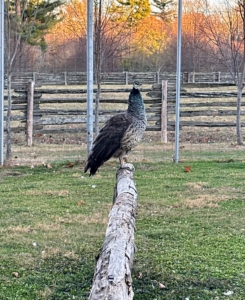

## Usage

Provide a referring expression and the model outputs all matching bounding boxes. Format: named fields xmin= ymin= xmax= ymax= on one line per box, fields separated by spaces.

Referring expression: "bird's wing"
xmin=93 ymin=112 xmax=132 ymax=159
xmin=84 ymin=112 xmax=132 ymax=175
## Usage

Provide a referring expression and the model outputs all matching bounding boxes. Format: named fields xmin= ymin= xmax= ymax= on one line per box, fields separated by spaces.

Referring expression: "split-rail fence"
xmin=5 ymin=71 xmax=242 ymax=87
xmin=4 ymin=81 xmax=245 ymax=145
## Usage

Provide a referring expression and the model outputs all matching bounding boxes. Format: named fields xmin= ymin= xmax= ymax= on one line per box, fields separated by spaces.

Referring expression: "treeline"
xmin=8 ymin=0 xmax=234 ymax=75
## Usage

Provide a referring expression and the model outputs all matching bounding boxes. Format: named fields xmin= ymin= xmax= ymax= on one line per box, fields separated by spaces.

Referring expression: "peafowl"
xmin=84 ymin=81 xmax=147 ymax=176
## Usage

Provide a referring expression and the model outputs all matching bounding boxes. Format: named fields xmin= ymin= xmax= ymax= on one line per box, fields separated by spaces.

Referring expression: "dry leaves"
xmin=12 ymin=272 xmax=19 ymax=278
xmin=184 ymin=165 xmax=191 ymax=172
xmin=65 ymin=162 xmax=74 ymax=168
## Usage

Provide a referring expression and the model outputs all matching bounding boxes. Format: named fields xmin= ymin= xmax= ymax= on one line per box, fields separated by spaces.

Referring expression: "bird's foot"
xmin=119 ymin=156 xmax=128 ymax=168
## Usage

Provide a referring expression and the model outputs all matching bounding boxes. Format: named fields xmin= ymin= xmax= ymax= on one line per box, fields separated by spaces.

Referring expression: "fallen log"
xmin=89 ymin=164 xmax=137 ymax=300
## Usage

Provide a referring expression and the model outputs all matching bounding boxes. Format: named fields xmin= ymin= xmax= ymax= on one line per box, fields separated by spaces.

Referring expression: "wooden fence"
xmin=9 ymin=84 xmax=161 ymax=139
xmin=7 ymin=72 xmax=161 ymax=87
xmin=5 ymin=71 xmax=242 ymax=88
xmin=5 ymin=81 xmax=245 ymax=144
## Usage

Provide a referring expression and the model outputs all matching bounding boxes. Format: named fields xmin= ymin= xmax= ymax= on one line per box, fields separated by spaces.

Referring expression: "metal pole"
xmin=174 ymin=0 xmax=182 ymax=163
xmin=0 ymin=0 xmax=4 ymax=165
xmin=86 ymin=0 xmax=94 ymax=155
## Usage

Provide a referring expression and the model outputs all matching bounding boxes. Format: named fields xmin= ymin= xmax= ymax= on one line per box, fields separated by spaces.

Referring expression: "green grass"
xmin=0 ymin=159 xmax=245 ymax=299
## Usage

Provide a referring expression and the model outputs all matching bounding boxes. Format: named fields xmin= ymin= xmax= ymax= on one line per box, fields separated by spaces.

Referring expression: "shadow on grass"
xmin=132 ymin=270 xmax=234 ymax=300
xmin=0 ymin=255 xmax=94 ymax=300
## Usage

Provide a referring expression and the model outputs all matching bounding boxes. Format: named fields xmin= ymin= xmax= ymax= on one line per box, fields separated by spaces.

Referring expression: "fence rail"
xmin=4 ymin=71 xmax=242 ymax=88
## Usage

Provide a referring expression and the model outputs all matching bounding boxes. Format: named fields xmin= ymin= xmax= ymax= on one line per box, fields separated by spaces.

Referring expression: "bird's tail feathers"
xmin=84 ymin=158 xmax=99 ymax=176
xmin=84 ymin=143 xmax=116 ymax=176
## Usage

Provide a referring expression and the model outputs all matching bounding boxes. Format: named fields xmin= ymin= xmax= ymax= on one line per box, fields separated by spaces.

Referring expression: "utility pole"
xmin=0 ymin=0 xmax=4 ymax=165
xmin=86 ymin=0 xmax=94 ymax=155
xmin=174 ymin=0 xmax=182 ymax=163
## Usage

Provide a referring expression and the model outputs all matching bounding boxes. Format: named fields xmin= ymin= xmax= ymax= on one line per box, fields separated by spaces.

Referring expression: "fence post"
xmin=156 ymin=71 xmax=160 ymax=84
xmin=64 ymin=71 xmax=67 ymax=85
xmin=89 ymin=164 xmax=137 ymax=300
xmin=125 ymin=71 xmax=128 ymax=85
xmin=161 ymin=80 xmax=168 ymax=143
xmin=26 ymin=80 xmax=34 ymax=146
xmin=32 ymin=72 xmax=36 ymax=84
xmin=182 ymin=72 xmax=187 ymax=83
xmin=192 ymin=71 xmax=195 ymax=83
xmin=217 ymin=71 xmax=221 ymax=83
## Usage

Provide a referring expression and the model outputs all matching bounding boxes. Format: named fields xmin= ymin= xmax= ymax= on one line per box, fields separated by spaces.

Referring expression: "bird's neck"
xmin=127 ymin=88 xmax=145 ymax=118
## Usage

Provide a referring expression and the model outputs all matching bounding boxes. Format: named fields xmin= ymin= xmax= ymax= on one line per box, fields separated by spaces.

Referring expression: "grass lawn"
xmin=0 ymin=158 xmax=245 ymax=299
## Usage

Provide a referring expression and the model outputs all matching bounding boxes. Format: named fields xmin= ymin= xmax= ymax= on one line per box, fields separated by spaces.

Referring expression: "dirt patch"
xmin=55 ymin=211 xmax=109 ymax=226
xmin=182 ymin=194 xmax=229 ymax=208
xmin=25 ymin=189 xmax=70 ymax=197
xmin=179 ymin=183 xmax=239 ymax=208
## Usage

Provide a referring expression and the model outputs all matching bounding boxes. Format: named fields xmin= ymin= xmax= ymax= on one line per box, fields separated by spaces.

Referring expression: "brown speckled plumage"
xmin=84 ymin=81 xmax=147 ymax=176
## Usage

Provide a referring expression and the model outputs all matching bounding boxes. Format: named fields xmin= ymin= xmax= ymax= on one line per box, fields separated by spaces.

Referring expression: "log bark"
xmin=89 ymin=164 xmax=137 ymax=300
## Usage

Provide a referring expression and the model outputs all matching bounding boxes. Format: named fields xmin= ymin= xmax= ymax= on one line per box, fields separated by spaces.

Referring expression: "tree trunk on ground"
xmin=89 ymin=164 xmax=137 ymax=300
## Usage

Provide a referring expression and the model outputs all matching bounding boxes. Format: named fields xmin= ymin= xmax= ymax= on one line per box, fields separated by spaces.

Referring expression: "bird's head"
xmin=133 ymin=81 xmax=142 ymax=89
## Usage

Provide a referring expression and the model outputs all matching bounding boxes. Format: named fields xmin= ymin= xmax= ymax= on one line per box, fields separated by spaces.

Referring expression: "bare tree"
xmin=198 ymin=0 xmax=245 ymax=145
xmin=4 ymin=0 xmax=63 ymax=161
xmin=93 ymin=0 xmax=152 ymax=134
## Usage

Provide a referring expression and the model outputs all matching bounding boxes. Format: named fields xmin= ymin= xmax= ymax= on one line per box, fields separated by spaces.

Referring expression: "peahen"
xmin=84 ymin=81 xmax=147 ymax=176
